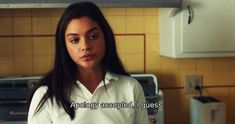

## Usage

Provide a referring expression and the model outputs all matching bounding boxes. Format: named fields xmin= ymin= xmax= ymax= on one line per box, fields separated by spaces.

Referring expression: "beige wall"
xmin=0 ymin=8 xmax=235 ymax=124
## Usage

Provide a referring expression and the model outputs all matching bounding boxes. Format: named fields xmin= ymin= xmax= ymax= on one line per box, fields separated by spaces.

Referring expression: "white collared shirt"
xmin=28 ymin=72 xmax=148 ymax=124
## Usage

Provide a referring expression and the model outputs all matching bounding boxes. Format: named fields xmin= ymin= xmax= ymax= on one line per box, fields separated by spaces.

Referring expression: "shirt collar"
xmin=74 ymin=71 xmax=119 ymax=94
xmin=76 ymin=71 xmax=119 ymax=85
xmin=104 ymin=71 xmax=119 ymax=84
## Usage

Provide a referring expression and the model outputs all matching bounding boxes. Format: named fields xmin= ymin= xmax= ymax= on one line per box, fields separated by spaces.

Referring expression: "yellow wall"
xmin=0 ymin=8 xmax=235 ymax=124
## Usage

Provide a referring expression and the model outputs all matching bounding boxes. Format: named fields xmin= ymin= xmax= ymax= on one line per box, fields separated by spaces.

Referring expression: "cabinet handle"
xmin=9 ymin=110 xmax=27 ymax=116
xmin=187 ymin=5 xmax=193 ymax=24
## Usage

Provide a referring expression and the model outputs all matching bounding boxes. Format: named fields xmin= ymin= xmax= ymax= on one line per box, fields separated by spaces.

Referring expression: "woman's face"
xmin=65 ymin=17 xmax=105 ymax=70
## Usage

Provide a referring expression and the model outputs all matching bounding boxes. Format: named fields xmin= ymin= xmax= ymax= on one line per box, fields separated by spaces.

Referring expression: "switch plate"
xmin=184 ymin=75 xmax=203 ymax=94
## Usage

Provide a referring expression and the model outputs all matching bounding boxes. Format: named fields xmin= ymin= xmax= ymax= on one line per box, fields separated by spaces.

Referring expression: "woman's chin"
xmin=78 ymin=62 xmax=100 ymax=70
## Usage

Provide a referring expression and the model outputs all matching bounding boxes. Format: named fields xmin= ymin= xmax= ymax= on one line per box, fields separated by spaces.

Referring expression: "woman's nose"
xmin=80 ymin=37 xmax=91 ymax=51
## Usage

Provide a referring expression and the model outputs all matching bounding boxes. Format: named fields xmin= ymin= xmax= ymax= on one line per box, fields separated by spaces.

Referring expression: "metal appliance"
xmin=0 ymin=76 xmax=41 ymax=124
xmin=190 ymin=96 xmax=226 ymax=124
xmin=131 ymin=74 xmax=164 ymax=124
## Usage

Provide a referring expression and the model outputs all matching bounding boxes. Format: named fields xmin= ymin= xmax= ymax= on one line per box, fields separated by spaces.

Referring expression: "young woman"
xmin=27 ymin=2 xmax=148 ymax=124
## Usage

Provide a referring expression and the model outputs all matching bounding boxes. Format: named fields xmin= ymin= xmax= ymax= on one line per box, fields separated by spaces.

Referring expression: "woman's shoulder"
xmin=32 ymin=85 xmax=48 ymax=99
xmin=118 ymin=74 xmax=138 ymax=83
xmin=114 ymin=74 xmax=146 ymax=101
xmin=115 ymin=74 xmax=142 ymax=89
xmin=35 ymin=85 xmax=48 ymax=93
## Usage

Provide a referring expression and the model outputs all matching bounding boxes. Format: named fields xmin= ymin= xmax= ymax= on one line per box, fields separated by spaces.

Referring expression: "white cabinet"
xmin=159 ymin=0 xmax=235 ymax=58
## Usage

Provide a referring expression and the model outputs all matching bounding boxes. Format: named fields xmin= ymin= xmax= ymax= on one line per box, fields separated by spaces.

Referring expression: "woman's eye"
xmin=70 ymin=38 xmax=79 ymax=43
xmin=88 ymin=34 xmax=98 ymax=40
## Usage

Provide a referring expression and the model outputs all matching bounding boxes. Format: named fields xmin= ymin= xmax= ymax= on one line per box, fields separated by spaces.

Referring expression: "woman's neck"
xmin=77 ymin=66 xmax=105 ymax=93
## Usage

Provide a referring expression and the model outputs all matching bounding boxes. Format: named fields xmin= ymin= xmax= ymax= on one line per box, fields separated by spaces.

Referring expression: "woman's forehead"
xmin=65 ymin=17 xmax=101 ymax=35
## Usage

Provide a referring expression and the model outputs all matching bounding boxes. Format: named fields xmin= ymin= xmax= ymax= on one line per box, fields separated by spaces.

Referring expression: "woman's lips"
xmin=81 ymin=54 xmax=94 ymax=61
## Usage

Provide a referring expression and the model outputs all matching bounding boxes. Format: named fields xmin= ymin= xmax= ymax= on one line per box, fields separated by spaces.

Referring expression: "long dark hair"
xmin=27 ymin=1 xmax=128 ymax=120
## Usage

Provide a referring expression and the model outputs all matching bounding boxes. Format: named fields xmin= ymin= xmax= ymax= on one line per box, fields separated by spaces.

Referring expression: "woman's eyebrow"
xmin=66 ymin=27 xmax=100 ymax=37
xmin=66 ymin=33 xmax=79 ymax=37
xmin=87 ymin=27 xmax=100 ymax=34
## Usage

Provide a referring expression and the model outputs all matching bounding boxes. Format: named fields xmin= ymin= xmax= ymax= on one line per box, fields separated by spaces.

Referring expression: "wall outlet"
xmin=184 ymin=75 xmax=203 ymax=94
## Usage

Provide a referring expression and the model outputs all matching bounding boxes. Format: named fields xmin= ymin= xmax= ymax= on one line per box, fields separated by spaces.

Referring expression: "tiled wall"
xmin=0 ymin=8 xmax=235 ymax=124
xmin=0 ymin=9 xmax=59 ymax=76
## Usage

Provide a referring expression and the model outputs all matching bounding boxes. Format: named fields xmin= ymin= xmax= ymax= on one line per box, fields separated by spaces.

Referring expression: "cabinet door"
xmin=175 ymin=0 xmax=235 ymax=53
xmin=160 ymin=0 xmax=235 ymax=58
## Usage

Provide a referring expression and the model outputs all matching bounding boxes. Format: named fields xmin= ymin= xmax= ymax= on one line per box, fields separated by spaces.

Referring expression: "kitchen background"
xmin=0 ymin=8 xmax=235 ymax=124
